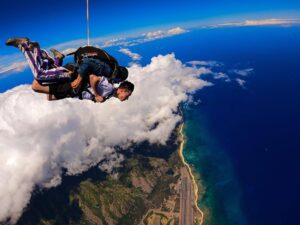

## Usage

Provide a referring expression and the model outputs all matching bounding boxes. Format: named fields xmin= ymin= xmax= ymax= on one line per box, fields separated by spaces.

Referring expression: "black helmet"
xmin=114 ymin=66 xmax=128 ymax=83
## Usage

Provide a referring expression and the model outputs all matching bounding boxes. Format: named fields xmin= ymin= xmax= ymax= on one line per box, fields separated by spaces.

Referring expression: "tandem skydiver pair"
xmin=5 ymin=37 xmax=134 ymax=103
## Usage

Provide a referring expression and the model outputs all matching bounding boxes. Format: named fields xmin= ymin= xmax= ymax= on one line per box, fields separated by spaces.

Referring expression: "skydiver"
xmin=5 ymin=37 xmax=134 ymax=103
xmin=31 ymin=75 xmax=134 ymax=102
xmin=52 ymin=45 xmax=129 ymax=89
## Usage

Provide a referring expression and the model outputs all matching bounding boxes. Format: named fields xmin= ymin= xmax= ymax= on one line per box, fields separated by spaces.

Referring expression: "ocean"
xmin=178 ymin=26 xmax=300 ymax=225
xmin=1 ymin=25 xmax=300 ymax=225
xmin=125 ymin=25 xmax=300 ymax=224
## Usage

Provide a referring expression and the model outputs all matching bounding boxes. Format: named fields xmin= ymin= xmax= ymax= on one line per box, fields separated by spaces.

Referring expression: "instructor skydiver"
xmin=5 ymin=37 xmax=134 ymax=103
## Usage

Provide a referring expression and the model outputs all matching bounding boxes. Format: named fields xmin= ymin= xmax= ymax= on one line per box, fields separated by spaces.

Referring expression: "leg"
xmin=19 ymin=41 xmax=70 ymax=84
xmin=54 ymin=58 xmax=62 ymax=67
xmin=50 ymin=48 xmax=65 ymax=67
xmin=40 ymin=49 xmax=56 ymax=69
xmin=31 ymin=79 xmax=50 ymax=93
xmin=32 ymin=80 xmax=58 ymax=101
xmin=40 ymin=49 xmax=64 ymax=68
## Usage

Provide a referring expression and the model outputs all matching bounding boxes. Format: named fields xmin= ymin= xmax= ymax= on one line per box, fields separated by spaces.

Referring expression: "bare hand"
xmin=71 ymin=76 xmax=82 ymax=89
xmin=95 ymin=95 xmax=104 ymax=103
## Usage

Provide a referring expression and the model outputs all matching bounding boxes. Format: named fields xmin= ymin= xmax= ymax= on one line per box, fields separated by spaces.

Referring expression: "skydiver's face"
xmin=116 ymin=88 xmax=132 ymax=101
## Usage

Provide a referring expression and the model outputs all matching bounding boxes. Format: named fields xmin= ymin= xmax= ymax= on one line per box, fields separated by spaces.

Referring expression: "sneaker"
xmin=50 ymin=48 xmax=65 ymax=60
xmin=28 ymin=41 xmax=40 ymax=49
xmin=5 ymin=37 xmax=29 ymax=47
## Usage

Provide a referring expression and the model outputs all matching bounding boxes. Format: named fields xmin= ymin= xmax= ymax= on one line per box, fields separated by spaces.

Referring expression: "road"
xmin=180 ymin=167 xmax=194 ymax=225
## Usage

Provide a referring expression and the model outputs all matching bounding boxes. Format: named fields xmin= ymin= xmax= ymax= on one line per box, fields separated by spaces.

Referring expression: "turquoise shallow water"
xmin=182 ymin=107 xmax=245 ymax=225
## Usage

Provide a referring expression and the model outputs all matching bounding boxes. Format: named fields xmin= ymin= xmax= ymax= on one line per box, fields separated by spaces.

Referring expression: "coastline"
xmin=178 ymin=123 xmax=204 ymax=225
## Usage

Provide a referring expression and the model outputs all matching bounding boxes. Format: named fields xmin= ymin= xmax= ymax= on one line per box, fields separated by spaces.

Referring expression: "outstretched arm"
xmin=89 ymin=74 xmax=105 ymax=102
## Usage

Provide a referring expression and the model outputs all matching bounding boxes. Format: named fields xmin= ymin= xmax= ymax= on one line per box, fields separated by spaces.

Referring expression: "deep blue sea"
xmin=178 ymin=27 xmax=300 ymax=225
xmin=1 ymin=26 xmax=300 ymax=225
xmin=130 ymin=26 xmax=300 ymax=225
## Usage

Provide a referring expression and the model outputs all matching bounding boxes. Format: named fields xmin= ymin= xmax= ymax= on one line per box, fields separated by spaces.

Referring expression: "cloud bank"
xmin=1 ymin=27 xmax=188 ymax=77
xmin=144 ymin=27 xmax=188 ymax=40
xmin=0 ymin=54 xmax=212 ymax=224
xmin=0 ymin=61 xmax=27 ymax=79
xmin=210 ymin=19 xmax=300 ymax=28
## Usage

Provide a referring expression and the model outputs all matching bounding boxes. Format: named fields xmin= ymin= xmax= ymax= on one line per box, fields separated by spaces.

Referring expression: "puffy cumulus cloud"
xmin=119 ymin=48 xmax=142 ymax=62
xmin=0 ymin=54 xmax=212 ymax=224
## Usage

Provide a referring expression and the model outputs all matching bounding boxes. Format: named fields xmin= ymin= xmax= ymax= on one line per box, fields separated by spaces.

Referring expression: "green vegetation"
xmin=16 ymin=130 xmax=194 ymax=225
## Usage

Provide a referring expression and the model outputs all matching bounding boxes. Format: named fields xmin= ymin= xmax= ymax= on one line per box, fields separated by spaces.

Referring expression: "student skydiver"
xmin=5 ymin=37 xmax=134 ymax=103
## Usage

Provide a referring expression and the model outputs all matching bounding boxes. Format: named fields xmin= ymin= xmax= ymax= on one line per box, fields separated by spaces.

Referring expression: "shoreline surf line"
xmin=178 ymin=123 xmax=204 ymax=225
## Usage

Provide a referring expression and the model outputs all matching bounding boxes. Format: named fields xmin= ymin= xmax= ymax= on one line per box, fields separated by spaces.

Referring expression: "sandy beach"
xmin=178 ymin=124 xmax=204 ymax=225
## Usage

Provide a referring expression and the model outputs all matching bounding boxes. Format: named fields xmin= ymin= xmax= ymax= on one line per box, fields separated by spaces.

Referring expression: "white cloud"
xmin=119 ymin=48 xmax=142 ymax=61
xmin=0 ymin=53 xmax=27 ymax=77
xmin=98 ymin=153 xmax=124 ymax=174
xmin=231 ymin=68 xmax=254 ymax=77
xmin=213 ymin=72 xmax=229 ymax=80
xmin=0 ymin=54 xmax=212 ymax=224
xmin=48 ymin=27 xmax=188 ymax=51
xmin=49 ymin=39 xmax=87 ymax=52
xmin=101 ymin=37 xmax=126 ymax=48
xmin=211 ymin=19 xmax=300 ymax=28
xmin=0 ymin=61 xmax=27 ymax=76
xmin=243 ymin=19 xmax=300 ymax=26
xmin=187 ymin=60 xmax=222 ymax=67
xmin=145 ymin=30 xmax=164 ymax=39
xmin=235 ymin=78 xmax=247 ymax=88
xmin=167 ymin=27 xmax=187 ymax=35
xmin=224 ymin=78 xmax=231 ymax=82
xmin=61 ymin=48 xmax=77 ymax=56
xmin=143 ymin=27 xmax=188 ymax=41
xmin=1 ymin=27 xmax=189 ymax=78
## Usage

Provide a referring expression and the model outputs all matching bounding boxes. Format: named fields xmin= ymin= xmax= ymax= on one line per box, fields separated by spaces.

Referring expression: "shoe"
xmin=50 ymin=48 xmax=65 ymax=60
xmin=28 ymin=41 xmax=40 ymax=49
xmin=5 ymin=37 xmax=29 ymax=47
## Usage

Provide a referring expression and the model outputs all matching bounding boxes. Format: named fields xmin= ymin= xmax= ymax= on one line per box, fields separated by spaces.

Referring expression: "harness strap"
xmin=98 ymin=49 xmax=118 ymax=81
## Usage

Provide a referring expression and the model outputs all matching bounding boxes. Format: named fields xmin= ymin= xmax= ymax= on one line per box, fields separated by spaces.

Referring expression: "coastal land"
xmin=17 ymin=124 xmax=203 ymax=225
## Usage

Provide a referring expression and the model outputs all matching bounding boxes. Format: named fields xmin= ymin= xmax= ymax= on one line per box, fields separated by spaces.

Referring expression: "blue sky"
xmin=1 ymin=0 xmax=300 ymax=77
xmin=1 ymin=0 xmax=300 ymax=50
